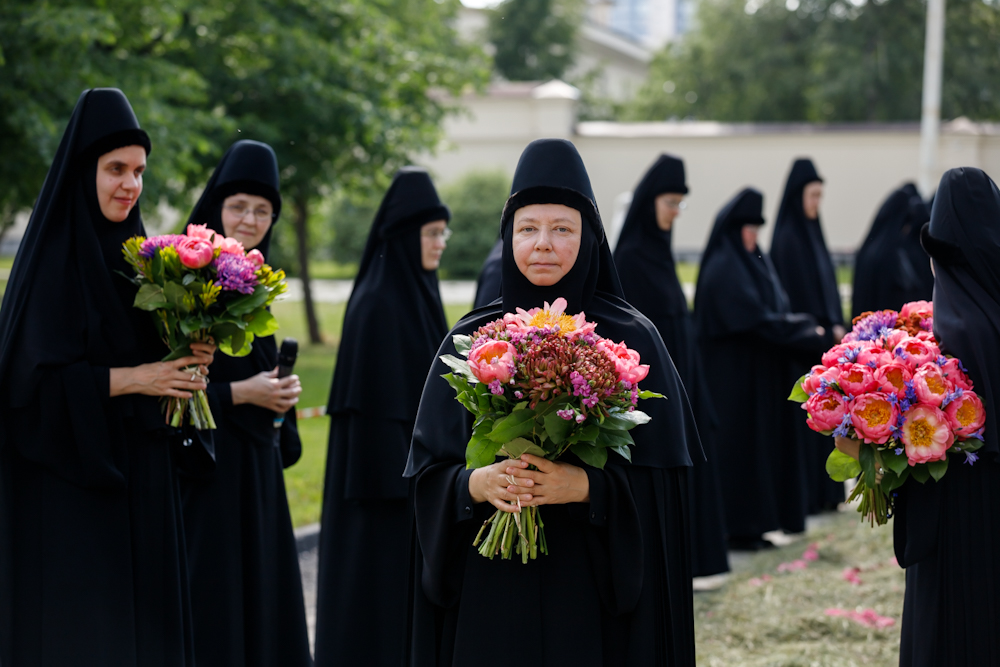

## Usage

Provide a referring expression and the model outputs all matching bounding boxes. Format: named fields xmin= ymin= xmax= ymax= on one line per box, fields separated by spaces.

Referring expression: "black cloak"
xmin=769 ymin=158 xmax=845 ymax=514
xmin=694 ymin=188 xmax=831 ymax=542
xmin=404 ymin=139 xmax=699 ymax=666
xmin=314 ymin=167 xmax=450 ymax=667
xmin=473 ymin=238 xmax=503 ymax=308
xmin=0 ymin=88 xmax=208 ymax=666
xmin=894 ymin=167 xmax=1000 ymax=666
xmin=179 ymin=140 xmax=312 ymax=667
xmin=613 ymin=154 xmax=728 ymax=578
xmin=852 ymin=183 xmax=934 ymax=317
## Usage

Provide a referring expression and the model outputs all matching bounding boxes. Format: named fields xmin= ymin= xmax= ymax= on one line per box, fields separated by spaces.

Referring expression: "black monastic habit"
xmin=613 ymin=154 xmax=728 ymax=578
xmin=405 ymin=139 xmax=700 ymax=666
xmin=179 ymin=140 xmax=312 ymax=667
xmin=313 ymin=167 xmax=450 ymax=667
xmin=473 ymin=238 xmax=503 ymax=309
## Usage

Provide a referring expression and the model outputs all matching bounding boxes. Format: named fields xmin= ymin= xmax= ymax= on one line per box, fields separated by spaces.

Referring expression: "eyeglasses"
xmin=225 ymin=204 xmax=274 ymax=222
xmin=663 ymin=200 xmax=687 ymax=211
xmin=421 ymin=228 xmax=452 ymax=241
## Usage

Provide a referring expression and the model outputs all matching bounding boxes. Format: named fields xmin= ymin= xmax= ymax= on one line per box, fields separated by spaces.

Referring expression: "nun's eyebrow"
xmin=517 ymin=215 xmax=578 ymax=224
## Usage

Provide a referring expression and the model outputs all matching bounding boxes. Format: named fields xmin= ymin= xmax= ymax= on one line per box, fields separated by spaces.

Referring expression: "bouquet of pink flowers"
xmin=440 ymin=298 xmax=662 ymax=563
xmin=122 ymin=224 xmax=287 ymax=429
xmin=789 ymin=301 xmax=986 ymax=525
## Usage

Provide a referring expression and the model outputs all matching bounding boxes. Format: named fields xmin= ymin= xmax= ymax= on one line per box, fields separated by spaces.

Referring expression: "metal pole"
xmin=918 ymin=0 xmax=946 ymax=197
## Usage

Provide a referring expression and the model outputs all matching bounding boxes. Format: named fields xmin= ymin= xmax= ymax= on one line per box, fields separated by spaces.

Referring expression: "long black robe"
xmin=0 ymin=88 xmax=211 ymax=666
xmin=852 ymin=183 xmax=933 ymax=317
xmin=405 ymin=139 xmax=699 ymax=666
xmin=695 ymin=188 xmax=831 ymax=541
xmin=473 ymin=238 xmax=503 ymax=309
xmin=179 ymin=140 xmax=312 ymax=667
xmin=614 ymin=155 xmax=728 ymax=578
xmin=770 ymin=159 xmax=845 ymax=514
xmin=314 ymin=167 xmax=450 ymax=667
xmin=895 ymin=167 xmax=1000 ymax=665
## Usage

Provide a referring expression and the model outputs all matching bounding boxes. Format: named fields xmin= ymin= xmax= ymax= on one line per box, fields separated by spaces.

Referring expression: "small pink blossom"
xmin=900 ymin=300 xmax=934 ymax=320
xmin=468 ymin=340 xmax=516 ymax=385
xmin=841 ymin=567 xmax=862 ymax=585
xmin=186 ymin=223 xmax=222 ymax=249
xmin=915 ymin=330 xmax=937 ymax=342
xmin=901 ymin=404 xmax=954 ymax=465
xmin=748 ymin=575 xmax=773 ymax=587
xmin=803 ymin=391 xmax=848 ymax=433
xmin=777 ymin=560 xmax=808 ymax=573
xmin=850 ymin=393 xmax=900 ymax=445
xmin=218 ymin=236 xmax=245 ymax=255
xmin=945 ymin=391 xmax=986 ymax=439
xmin=176 ymin=237 xmax=215 ymax=269
xmin=802 ymin=543 xmax=819 ymax=562
xmin=246 ymin=249 xmax=265 ymax=269
xmin=825 ymin=608 xmax=895 ymax=629
xmin=913 ymin=364 xmax=953 ymax=407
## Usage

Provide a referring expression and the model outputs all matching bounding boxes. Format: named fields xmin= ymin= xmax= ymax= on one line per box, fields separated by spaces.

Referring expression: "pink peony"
xmin=940 ymin=357 xmax=973 ymax=391
xmin=893 ymin=336 xmax=941 ymax=370
xmin=803 ymin=392 xmax=848 ymax=433
xmin=597 ymin=339 xmax=650 ymax=385
xmin=874 ymin=362 xmax=913 ymax=399
xmin=176 ymin=237 xmax=215 ymax=269
xmin=915 ymin=330 xmax=937 ymax=342
xmin=468 ymin=340 xmax=516 ymax=385
xmin=945 ymin=391 xmax=986 ymax=439
xmin=218 ymin=236 xmax=245 ymax=255
xmin=246 ymin=249 xmax=265 ymax=269
xmin=912 ymin=364 xmax=953 ymax=407
xmin=838 ymin=363 xmax=878 ymax=397
xmin=504 ymin=297 xmax=597 ymax=339
xmin=901 ymin=405 xmax=954 ymax=465
xmin=802 ymin=364 xmax=838 ymax=395
xmin=857 ymin=344 xmax=893 ymax=369
xmin=882 ymin=329 xmax=909 ymax=349
xmin=900 ymin=300 xmax=933 ymax=320
xmin=821 ymin=343 xmax=862 ymax=368
xmin=186 ymin=223 xmax=222 ymax=249
xmin=850 ymin=393 xmax=900 ymax=445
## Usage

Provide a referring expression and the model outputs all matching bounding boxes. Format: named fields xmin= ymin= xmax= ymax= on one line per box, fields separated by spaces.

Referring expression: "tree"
xmin=438 ymin=169 xmax=509 ymax=279
xmin=488 ymin=0 xmax=583 ymax=81
xmin=624 ymin=0 xmax=1000 ymax=123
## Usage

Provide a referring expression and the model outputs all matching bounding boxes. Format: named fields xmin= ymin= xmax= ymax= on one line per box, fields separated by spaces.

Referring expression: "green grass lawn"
xmin=0 ymin=256 xmax=12 ymax=301
xmin=274 ymin=299 xmax=472 ymax=527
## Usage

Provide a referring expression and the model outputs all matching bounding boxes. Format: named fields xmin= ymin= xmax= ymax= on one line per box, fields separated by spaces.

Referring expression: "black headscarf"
xmin=406 ymin=139 xmax=699 ymax=476
xmin=920 ymin=167 xmax=1000 ymax=461
xmin=614 ymin=154 xmax=689 ymax=319
xmin=472 ymin=238 xmax=503 ymax=309
xmin=770 ymin=158 xmax=843 ymax=328
xmin=0 ymin=88 xmax=155 ymax=481
xmin=327 ymin=167 xmax=450 ymax=422
xmin=695 ymin=188 xmax=791 ymax=338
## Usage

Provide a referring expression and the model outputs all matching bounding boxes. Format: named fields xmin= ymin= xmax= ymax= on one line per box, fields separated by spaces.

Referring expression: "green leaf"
xmin=787 ymin=375 xmax=810 ymax=403
xmin=880 ymin=467 xmax=909 ymax=494
xmin=162 ymin=344 xmax=194 ymax=362
xmin=226 ymin=285 xmax=270 ymax=317
xmin=542 ymin=409 xmax=573 ymax=445
xmin=440 ymin=354 xmax=478 ymax=382
xmin=219 ymin=329 xmax=252 ymax=357
xmin=182 ymin=273 xmax=196 ymax=286
xmin=245 ymin=309 xmax=279 ymax=337
xmin=927 ymin=457 xmax=949 ymax=482
xmin=882 ymin=448 xmax=909 ymax=476
xmin=466 ymin=428 xmax=503 ymax=469
xmin=569 ymin=443 xmax=608 ymax=469
xmin=151 ymin=251 xmax=165 ymax=286
xmin=910 ymin=465 xmax=930 ymax=484
xmin=597 ymin=428 xmax=635 ymax=450
xmin=133 ymin=283 xmax=169 ymax=310
xmin=602 ymin=410 xmax=651 ymax=431
xmin=859 ymin=443 xmax=879 ymax=489
xmin=825 ymin=448 xmax=862 ymax=482
xmin=499 ymin=437 xmax=547 ymax=459
xmin=487 ymin=409 xmax=537 ymax=443
xmin=610 ymin=444 xmax=632 ymax=463
xmin=453 ymin=334 xmax=472 ymax=357
xmin=568 ymin=423 xmax=600 ymax=444
xmin=162 ymin=281 xmax=189 ymax=308
xmin=637 ymin=389 xmax=665 ymax=400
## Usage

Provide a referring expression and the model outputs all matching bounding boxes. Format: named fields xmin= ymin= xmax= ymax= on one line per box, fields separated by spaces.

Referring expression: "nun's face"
xmin=420 ymin=220 xmax=449 ymax=270
xmin=803 ymin=181 xmax=823 ymax=219
xmin=512 ymin=204 xmax=582 ymax=286
xmin=741 ymin=224 xmax=759 ymax=252
xmin=96 ymin=146 xmax=146 ymax=222
xmin=221 ymin=193 xmax=273 ymax=250
xmin=655 ymin=193 xmax=684 ymax=231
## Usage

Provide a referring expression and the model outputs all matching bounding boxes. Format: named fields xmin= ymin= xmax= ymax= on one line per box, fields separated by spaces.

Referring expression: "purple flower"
xmin=894 ymin=448 xmax=904 ymax=456
xmin=965 ymin=451 xmax=980 ymax=466
xmin=140 ymin=234 xmax=185 ymax=258
xmin=941 ymin=387 xmax=964 ymax=409
xmin=557 ymin=408 xmax=574 ymax=421
xmin=833 ymin=413 xmax=853 ymax=438
xmin=213 ymin=253 xmax=259 ymax=294
xmin=575 ymin=413 xmax=587 ymax=424
xmin=489 ymin=380 xmax=504 ymax=395
xmin=514 ymin=391 xmax=524 ymax=400
xmin=852 ymin=311 xmax=900 ymax=342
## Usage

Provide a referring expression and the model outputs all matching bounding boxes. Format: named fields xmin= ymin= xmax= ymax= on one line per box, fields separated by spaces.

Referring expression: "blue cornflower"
xmin=894 ymin=448 xmax=904 ymax=456
xmin=936 ymin=355 xmax=948 ymax=367
xmin=965 ymin=451 xmax=980 ymax=466
xmin=833 ymin=413 xmax=853 ymax=438
xmin=940 ymin=387 xmax=964 ymax=409
xmin=969 ymin=428 xmax=986 ymax=442
xmin=904 ymin=380 xmax=918 ymax=404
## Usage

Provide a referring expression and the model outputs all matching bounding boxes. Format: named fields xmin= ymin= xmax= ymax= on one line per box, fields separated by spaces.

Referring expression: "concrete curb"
xmin=294 ymin=522 xmax=320 ymax=554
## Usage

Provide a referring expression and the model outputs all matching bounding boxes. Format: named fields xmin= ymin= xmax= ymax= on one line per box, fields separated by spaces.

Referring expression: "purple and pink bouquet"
xmin=789 ymin=301 xmax=986 ymax=526
xmin=122 ymin=224 xmax=287 ymax=429
xmin=441 ymin=298 xmax=662 ymax=562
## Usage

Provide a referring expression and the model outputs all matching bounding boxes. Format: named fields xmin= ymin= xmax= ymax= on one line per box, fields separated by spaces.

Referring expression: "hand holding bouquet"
xmin=440 ymin=298 xmax=662 ymax=563
xmin=789 ymin=301 xmax=986 ymax=526
xmin=122 ymin=224 xmax=287 ymax=429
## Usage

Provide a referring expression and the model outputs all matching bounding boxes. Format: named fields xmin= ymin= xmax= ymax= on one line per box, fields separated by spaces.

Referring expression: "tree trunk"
xmin=293 ymin=194 xmax=323 ymax=344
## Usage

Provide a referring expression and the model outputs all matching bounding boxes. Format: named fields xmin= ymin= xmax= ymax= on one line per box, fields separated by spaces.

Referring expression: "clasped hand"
xmin=109 ymin=341 xmax=217 ymax=399
xmin=469 ymin=453 xmax=590 ymax=514
xmin=231 ymin=367 xmax=302 ymax=413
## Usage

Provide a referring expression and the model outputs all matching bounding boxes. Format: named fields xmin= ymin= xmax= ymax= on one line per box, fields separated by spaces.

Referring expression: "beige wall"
xmin=420 ymin=86 xmax=1000 ymax=255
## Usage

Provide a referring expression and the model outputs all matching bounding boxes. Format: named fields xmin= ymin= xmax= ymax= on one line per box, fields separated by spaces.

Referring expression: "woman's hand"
xmin=109 ymin=355 xmax=211 ymax=399
xmin=230 ymin=368 xmax=302 ymax=412
xmin=503 ymin=454 xmax=590 ymax=507
xmin=189 ymin=341 xmax=217 ymax=367
xmin=469 ymin=460 xmax=534 ymax=513
xmin=834 ymin=435 xmax=861 ymax=461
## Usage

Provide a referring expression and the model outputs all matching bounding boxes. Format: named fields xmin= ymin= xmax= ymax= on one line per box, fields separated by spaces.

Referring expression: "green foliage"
xmin=438 ymin=169 xmax=509 ymax=279
xmin=788 ymin=375 xmax=810 ymax=403
xmin=488 ymin=0 xmax=583 ymax=82
xmin=826 ymin=448 xmax=862 ymax=482
xmin=325 ymin=190 xmax=380 ymax=268
xmin=625 ymin=0 xmax=1000 ymax=122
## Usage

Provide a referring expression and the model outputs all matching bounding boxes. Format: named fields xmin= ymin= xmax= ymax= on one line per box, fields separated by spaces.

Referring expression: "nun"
xmin=613 ymin=155 xmax=729 ymax=580
xmin=695 ymin=188 xmax=832 ymax=550
xmin=0 ymin=89 xmax=215 ymax=665
xmin=852 ymin=183 xmax=933 ymax=317
xmin=179 ymin=140 xmax=312 ymax=666
xmin=770 ymin=158 xmax=846 ymax=515
xmin=314 ymin=167 xmax=450 ymax=667
xmin=405 ymin=139 xmax=700 ymax=665
xmin=473 ymin=237 xmax=503 ymax=308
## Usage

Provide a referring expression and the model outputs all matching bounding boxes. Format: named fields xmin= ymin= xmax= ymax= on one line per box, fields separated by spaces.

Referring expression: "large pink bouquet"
xmin=122 ymin=224 xmax=287 ymax=429
xmin=789 ymin=301 xmax=986 ymax=525
xmin=441 ymin=298 xmax=662 ymax=562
